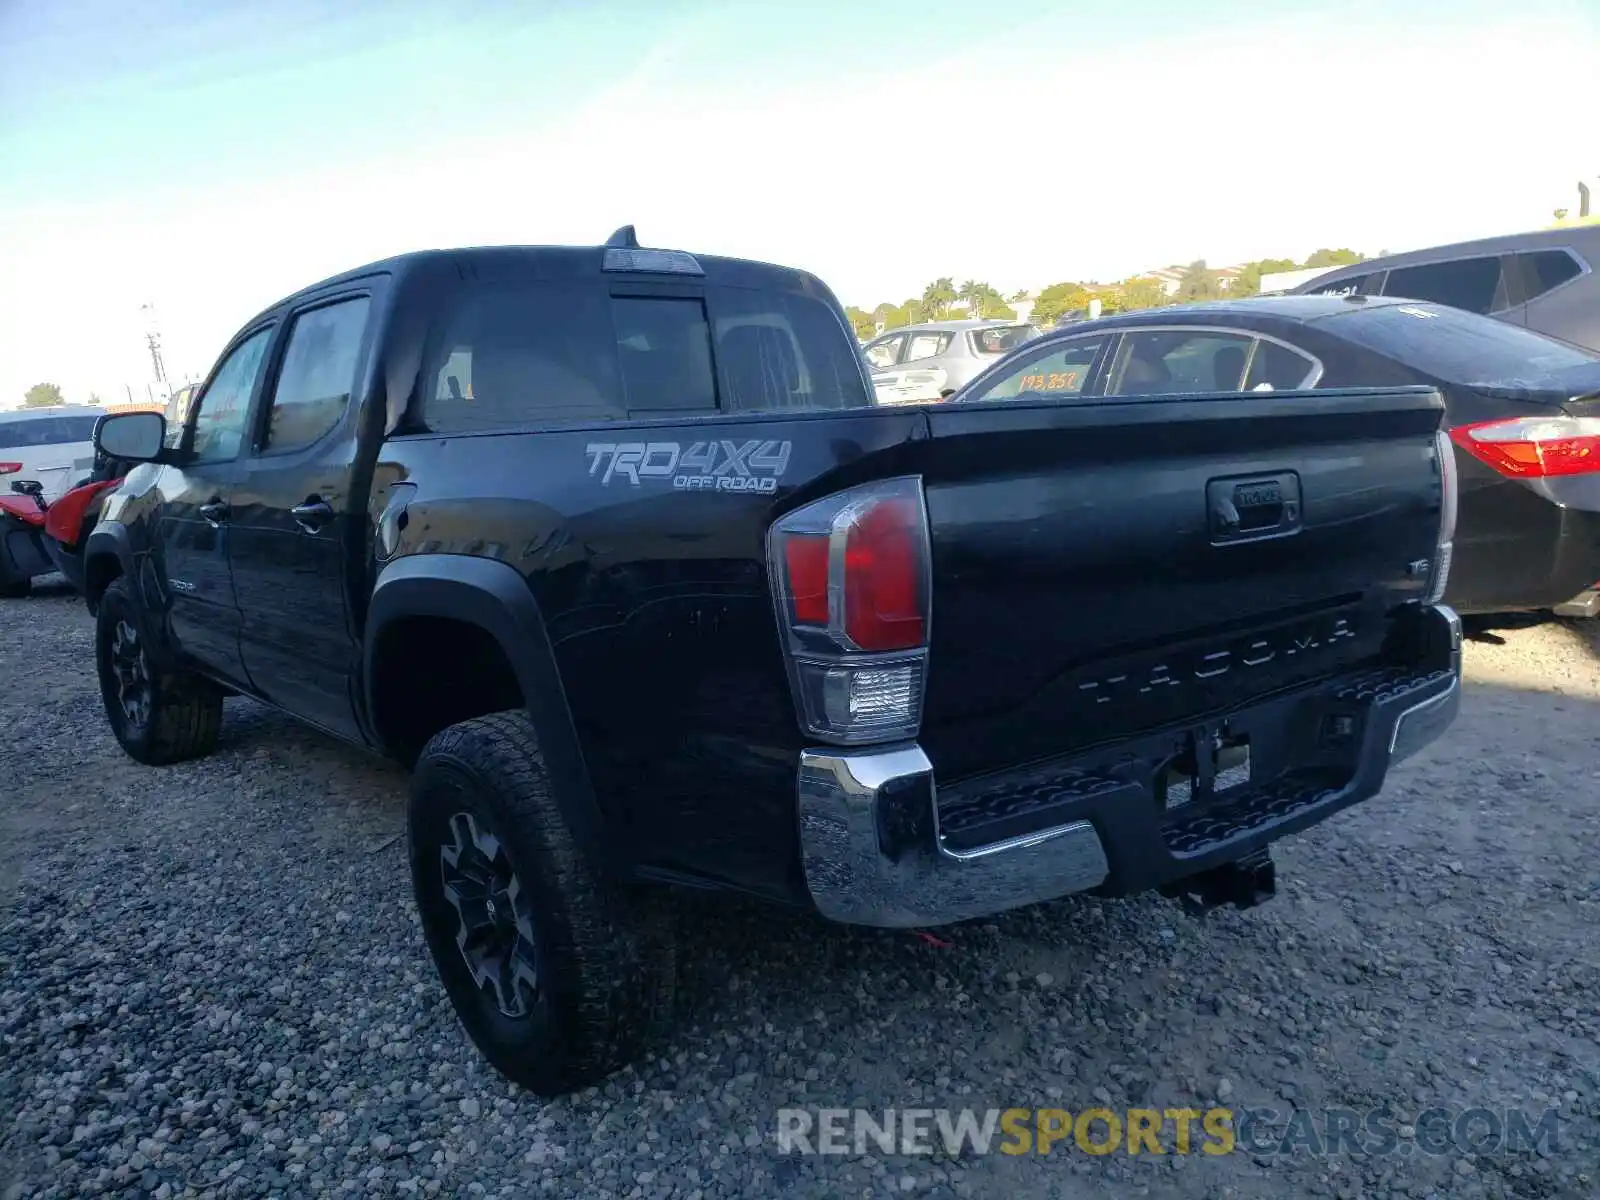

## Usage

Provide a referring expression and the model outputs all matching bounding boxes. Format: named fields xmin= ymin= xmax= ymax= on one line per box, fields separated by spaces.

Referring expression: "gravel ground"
xmin=2 ymin=582 xmax=1598 ymax=1199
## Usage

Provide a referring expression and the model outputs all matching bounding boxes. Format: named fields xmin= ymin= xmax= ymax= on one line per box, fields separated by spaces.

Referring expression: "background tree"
xmin=23 ymin=382 xmax=63 ymax=408
xmin=982 ymin=285 xmax=1016 ymax=319
xmin=1176 ymin=260 xmax=1222 ymax=303
xmin=88 ymin=391 xmax=104 ymax=405
xmin=959 ymin=281 xmax=1016 ymax=319
xmin=921 ymin=277 xmax=956 ymax=320
xmin=1104 ymin=277 xmax=1169 ymax=314
xmin=1031 ymin=281 xmax=1094 ymax=327
xmin=845 ymin=306 xmax=876 ymax=339
xmin=1303 ymin=247 xmax=1367 ymax=268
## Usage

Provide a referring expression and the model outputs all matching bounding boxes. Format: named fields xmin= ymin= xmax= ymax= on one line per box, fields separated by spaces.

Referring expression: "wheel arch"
xmin=365 ymin=554 xmax=611 ymax=867
xmin=83 ymin=522 xmax=134 ymax=615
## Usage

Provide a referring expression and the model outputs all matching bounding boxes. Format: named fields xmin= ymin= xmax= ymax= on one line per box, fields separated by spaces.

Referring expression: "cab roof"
xmin=245 ymin=240 xmax=833 ymax=329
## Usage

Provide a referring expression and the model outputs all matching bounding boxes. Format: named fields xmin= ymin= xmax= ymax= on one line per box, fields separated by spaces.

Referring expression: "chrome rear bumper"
xmin=798 ymin=747 xmax=1110 ymax=928
xmin=796 ymin=605 xmax=1461 ymax=929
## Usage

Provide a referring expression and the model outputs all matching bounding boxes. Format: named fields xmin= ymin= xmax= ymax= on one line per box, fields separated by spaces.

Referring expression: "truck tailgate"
xmin=915 ymin=387 xmax=1448 ymax=782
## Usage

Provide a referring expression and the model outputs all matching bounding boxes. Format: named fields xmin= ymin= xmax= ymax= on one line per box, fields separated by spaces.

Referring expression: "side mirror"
xmin=95 ymin=411 xmax=167 ymax=463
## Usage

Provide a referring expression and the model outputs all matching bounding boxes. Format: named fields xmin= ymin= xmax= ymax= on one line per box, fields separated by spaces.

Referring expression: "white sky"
xmin=0 ymin=5 xmax=1596 ymax=408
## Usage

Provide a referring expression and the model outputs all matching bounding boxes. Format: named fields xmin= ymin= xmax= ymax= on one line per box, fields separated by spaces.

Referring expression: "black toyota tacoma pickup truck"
xmin=84 ymin=230 xmax=1462 ymax=1095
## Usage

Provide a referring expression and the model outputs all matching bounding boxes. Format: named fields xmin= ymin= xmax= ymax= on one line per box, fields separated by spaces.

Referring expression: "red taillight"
xmin=843 ymin=496 xmax=925 ymax=651
xmin=0 ymin=462 xmax=20 ymax=475
xmin=769 ymin=477 xmax=931 ymax=745
xmin=784 ymin=535 xmax=830 ymax=626
xmin=1449 ymin=416 xmax=1600 ymax=478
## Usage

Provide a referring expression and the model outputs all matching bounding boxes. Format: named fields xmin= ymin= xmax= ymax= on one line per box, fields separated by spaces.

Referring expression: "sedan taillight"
xmin=1449 ymin=416 xmax=1600 ymax=478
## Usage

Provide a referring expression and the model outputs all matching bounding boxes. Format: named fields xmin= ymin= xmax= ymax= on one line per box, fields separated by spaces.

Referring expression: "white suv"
xmin=862 ymin=321 xmax=1039 ymax=404
xmin=0 ymin=407 xmax=106 ymax=502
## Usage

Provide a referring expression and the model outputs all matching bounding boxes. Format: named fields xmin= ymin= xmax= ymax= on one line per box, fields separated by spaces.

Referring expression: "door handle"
xmin=290 ymin=497 xmax=335 ymax=533
xmin=199 ymin=500 xmax=229 ymax=526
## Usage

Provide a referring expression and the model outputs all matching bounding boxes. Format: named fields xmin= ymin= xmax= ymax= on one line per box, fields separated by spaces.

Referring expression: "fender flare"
xmin=365 ymin=554 xmax=610 ymax=866
xmin=83 ymin=521 xmax=136 ymax=612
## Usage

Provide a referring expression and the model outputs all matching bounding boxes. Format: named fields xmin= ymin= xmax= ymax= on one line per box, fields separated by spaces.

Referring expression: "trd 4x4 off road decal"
xmin=585 ymin=439 xmax=792 ymax=493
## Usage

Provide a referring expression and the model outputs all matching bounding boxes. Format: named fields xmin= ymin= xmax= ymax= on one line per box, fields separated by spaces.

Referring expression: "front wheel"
xmin=409 ymin=711 xmax=676 ymax=1096
xmin=95 ymin=577 xmax=224 ymax=764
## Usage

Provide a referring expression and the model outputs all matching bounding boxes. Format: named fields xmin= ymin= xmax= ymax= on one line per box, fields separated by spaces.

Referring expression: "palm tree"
xmin=922 ymin=277 xmax=957 ymax=320
xmin=957 ymin=279 xmax=984 ymax=317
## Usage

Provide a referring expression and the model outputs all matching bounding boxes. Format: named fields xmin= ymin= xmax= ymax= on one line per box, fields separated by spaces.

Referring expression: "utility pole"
xmin=140 ymin=302 xmax=168 ymax=388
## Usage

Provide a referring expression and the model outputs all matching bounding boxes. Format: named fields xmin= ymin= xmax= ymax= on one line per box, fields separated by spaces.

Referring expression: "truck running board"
xmin=1160 ymin=848 xmax=1276 ymax=917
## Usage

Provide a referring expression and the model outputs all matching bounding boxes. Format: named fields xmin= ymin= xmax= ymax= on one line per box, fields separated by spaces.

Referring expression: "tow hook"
xmin=1162 ymin=848 xmax=1276 ymax=918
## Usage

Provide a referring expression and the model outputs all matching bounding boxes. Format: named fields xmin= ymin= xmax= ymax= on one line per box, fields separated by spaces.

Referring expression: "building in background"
xmin=1140 ymin=266 xmax=1186 ymax=296
xmin=1136 ymin=264 xmax=1247 ymax=296
xmin=1259 ymin=266 xmax=1337 ymax=295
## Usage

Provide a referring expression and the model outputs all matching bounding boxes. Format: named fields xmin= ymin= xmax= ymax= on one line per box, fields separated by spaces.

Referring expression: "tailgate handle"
xmin=1208 ymin=473 xmax=1301 ymax=545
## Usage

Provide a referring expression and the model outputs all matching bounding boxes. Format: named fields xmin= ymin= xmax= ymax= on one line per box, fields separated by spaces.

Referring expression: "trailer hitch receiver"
xmin=1162 ymin=848 xmax=1276 ymax=917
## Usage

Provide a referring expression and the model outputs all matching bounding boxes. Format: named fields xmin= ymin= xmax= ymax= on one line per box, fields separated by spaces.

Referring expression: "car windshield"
xmin=969 ymin=325 xmax=1035 ymax=355
xmin=0 ymin=413 xmax=101 ymax=449
xmin=1329 ymin=302 xmax=1599 ymax=387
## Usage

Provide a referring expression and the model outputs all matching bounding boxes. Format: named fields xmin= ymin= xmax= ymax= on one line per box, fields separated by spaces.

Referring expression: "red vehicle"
xmin=0 ymin=481 xmax=52 ymax=597
xmin=0 ymin=465 xmax=129 ymax=598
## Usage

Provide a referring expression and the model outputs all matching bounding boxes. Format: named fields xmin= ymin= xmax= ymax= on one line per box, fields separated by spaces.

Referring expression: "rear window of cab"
xmin=416 ymin=280 xmax=870 ymax=434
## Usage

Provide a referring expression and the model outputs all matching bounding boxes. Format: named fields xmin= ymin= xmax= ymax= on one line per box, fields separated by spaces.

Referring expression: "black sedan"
xmin=950 ymin=294 xmax=1600 ymax=616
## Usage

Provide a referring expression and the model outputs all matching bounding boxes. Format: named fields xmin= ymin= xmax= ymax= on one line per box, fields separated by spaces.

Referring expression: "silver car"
xmin=861 ymin=320 xmax=1038 ymax=403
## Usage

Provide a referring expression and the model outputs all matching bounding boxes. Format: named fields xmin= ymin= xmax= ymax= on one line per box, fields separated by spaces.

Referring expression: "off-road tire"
xmin=409 ymin=711 xmax=677 ymax=1096
xmin=95 ymin=576 xmax=224 ymax=765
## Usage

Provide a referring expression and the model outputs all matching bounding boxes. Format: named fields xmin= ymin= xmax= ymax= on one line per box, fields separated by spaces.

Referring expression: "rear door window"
xmin=260 ymin=296 xmax=370 ymax=453
xmin=966 ymin=335 xmax=1108 ymax=402
xmin=0 ymin=413 xmax=102 ymax=448
xmin=1381 ymin=255 xmax=1511 ymax=314
xmin=1517 ymin=249 xmax=1585 ymax=300
xmin=1107 ymin=331 xmax=1256 ymax=395
xmin=904 ymin=332 xmax=952 ymax=362
xmin=1244 ymin=340 xmax=1320 ymax=391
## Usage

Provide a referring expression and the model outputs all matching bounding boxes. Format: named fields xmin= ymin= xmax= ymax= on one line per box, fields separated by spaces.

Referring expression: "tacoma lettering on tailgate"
xmin=1075 ymin=612 xmax=1358 ymax=710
